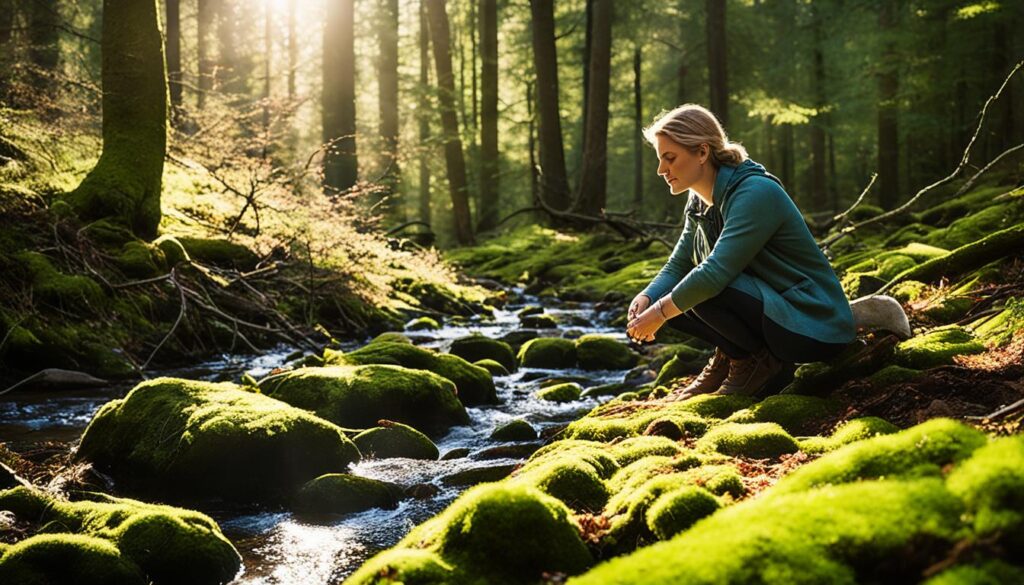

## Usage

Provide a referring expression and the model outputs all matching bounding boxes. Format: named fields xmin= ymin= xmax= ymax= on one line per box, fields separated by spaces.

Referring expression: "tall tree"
xmin=418 ymin=0 xmax=432 ymax=227
xmin=706 ymin=0 xmax=728 ymax=126
xmin=262 ymin=0 xmax=272 ymax=131
xmin=67 ymin=0 xmax=167 ymax=239
xmin=197 ymin=0 xmax=216 ymax=109
xmin=378 ymin=0 xmax=402 ymax=219
xmin=877 ymin=1 xmax=900 ymax=209
xmin=166 ymin=0 xmax=183 ymax=116
xmin=633 ymin=44 xmax=643 ymax=208
xmin=425 ymin=0 xmax=474 ymax=245
xmin=809 ymin=3 xmax=827 ymax=212
xmin=0 ymin=0 xmax=15 ymax=98
xmin=288 ymin=0 xmax=297 ymax=100
xmin=216 ymin=0 xmax=241 ymax=93
xmin=576 ymin=0 xmax=612 ymax=216
xmin=476 ymin=0 xmax=499 ymax=232
xmin=529 ymin=0 xmax=571 ymax=213
xmin=27 ymin=0 xmax=60 ymax=98
xmin=323 ymin=0 xmax=358 ymax=194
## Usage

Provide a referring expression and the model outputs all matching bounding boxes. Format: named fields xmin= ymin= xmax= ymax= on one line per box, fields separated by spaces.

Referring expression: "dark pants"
xmin=664 ymin=286 xmax=849 ymax=364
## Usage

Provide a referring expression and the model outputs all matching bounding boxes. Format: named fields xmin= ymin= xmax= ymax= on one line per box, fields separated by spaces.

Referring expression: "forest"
xmin=1 ymin=0 xmax=1023 ymax=584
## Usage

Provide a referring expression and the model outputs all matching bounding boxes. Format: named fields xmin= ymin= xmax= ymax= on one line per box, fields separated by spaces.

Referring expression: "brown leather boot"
xmin=716 ymin=347 xmax=786 ymax=397
xmin=667 ymin=348 xmax=730 ymax=401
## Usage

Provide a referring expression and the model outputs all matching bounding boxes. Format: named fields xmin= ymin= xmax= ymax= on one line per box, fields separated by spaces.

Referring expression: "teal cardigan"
xmin=641 ymin=159 xmax=856 ymax=345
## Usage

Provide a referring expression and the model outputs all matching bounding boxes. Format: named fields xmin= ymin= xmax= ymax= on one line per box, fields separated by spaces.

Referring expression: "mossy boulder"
xmin=868 ymin=364 xmax=922 ymax=387
xmin=176 ymin=236 xmax=258 ymax=270
xmin=449 ymin=334 xmax=517 ymax=373
xmin=292 ymin=473 xmax=404 ymax=515
xmin=696 ymin=422 xmax=800 ymax=459
xmin=473 ymin=358 xmax=510 ymax=376
xmin=0 ymin=486 xmax=241 ymax=585
xmin=799 ymin=417 xmax=900 ymax=454
xmin=723 ymin=395 xmax=839 ymax=436
xmin=406 ymin=316 xmax=440 ymax=331
xmin=15 ymin=251 xmax=106 ymax=313
xmin=325 ymin=341 xmax=498 ymax=405
xmin=369 ymin=331 xmax=413 ymax=344
xmin=352 ymin=420 xmax=439 ymax=460
xmin=946 ymin=434 xmax=1024 ymax=543
xmin=520 ymin=313 xmax=559 ymax=329
xmin=645 ymin=486 xmax=721 ymax=540
xmin=115 ymin=240 xmax=167 ymax=278
xmin=346 ymin=483 xmax=592 ymax=584
xmin=517 ymin=337 xmax=578 ymax=369
xmin=893 ymin=325 xmax=986 ymax=369
xmin=575 ymin=334 xmax=639 ymax=370
xmin=76 ymin=377 xmax=360 ymax=503
xmin=490 ymin=419 xmax=538 ymax=442
xmin=259 ymin=365 xmax=469 ymax=434
xmin=535 ymin=382 xmax=582 ymax=402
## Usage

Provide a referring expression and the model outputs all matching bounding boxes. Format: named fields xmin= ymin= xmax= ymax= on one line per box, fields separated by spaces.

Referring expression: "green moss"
xmin=574 ymin=334 xmax=638 ymax=370
xmin=349 ymin=483 xmax=592 ymax=584
xmin=924 ymin=202 xmax=1022 ymax=249
xmin=799 ymin=417 xmax=899 ymax=454
xmin=724 ymin=395 xmax=839 ymax=436
xmin=890 ymin=279 xmax=927 ymax=303
xmin=449 ymin=334 xmax=517 ymax=372
xmin=369 ymin=331 xmax=413 ymax=344
xmin=292 ymin=473 xmax=404 ymax=515
xmin=772 ymin=418 xmax=986 ymax=495
xmin=176 ymin=236 xmax=258 ymax=270
xmin=153 ymin=234 xmax=188 ymax=267
xmin=490 ymin=419 xmax=537 ymax=442
xmin=0 ymin=486 xmax=240 ymax=585
xmin=15 ymin=251 xmax=106 ymax=312
xmin=259 ymin=364 xmax=469 ymax=434
xmin=407 ymin=316 xmax=440 ymax=331
xmin=535 ymin=382 xmax=582 ymax=402
xmin=511 ymin=456 xmax=609 ymax=512
xmin=0 ymin=533 xmax=146 ymax=585
xmin=353 ymin=421 xmax=439 ymax=460
xmin=562 ymin=396 xmax=746 ymax=442
xmin=114 ymin=240 xmax=167 ymax=278
xmin=946 ymin=435 xmax=1024 ymax=541
xmin=868 ymin=364 xmax=922 ymax=387
xmin=696 ymin=423 xmax=800 ymax=459
xmin=921 ymin=294 xmax=975 ymax=322
xmin=77 ymin=377 xmax=360 ymax=503
xmin=519 ymin=313 xmax=559 ymax=328
xmin=971 ymin=296 xmax=1024 ymax=347
xmin=653 ymin=353 xmax=701 ymax=386
xmin=473 ymin=358 xmax=509 ymax=376
xmin=608 ymin=436 xmax=686 ymax=467
xmin=325 ymin=341 xmax=498 ymax=405
xmin=923 ymin=561 xmax=1024 ymax=585
xmin=645 ymin=486 xmax=721 ymax=540
xmin=517 ymin=337 xmax=577 ymax=369
xmin=894 ymin=325 xmax=986 ymax=369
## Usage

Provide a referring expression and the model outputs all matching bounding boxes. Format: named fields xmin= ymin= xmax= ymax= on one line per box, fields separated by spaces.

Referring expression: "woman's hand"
xmin=628 ymin=294 xmax=651 ymax=321
xmin=627 ymin=298 xmax=666 ymax=344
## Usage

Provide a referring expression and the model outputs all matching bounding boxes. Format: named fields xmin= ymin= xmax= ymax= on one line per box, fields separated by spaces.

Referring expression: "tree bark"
xmin=877 ymin=1 xmax=900 ymax=210
xmin=425 ymin=0 xmax=475 ymax=245
xmin=67 ymin=0 xmax=167 ymax=240
xmin=197 ymin=0 xmax=217 ymax=109
xmin=322 ymin=0 xmax=359 ymax=194
xmin=809 ymin=4 xmax=827 ymax=212
xmin=633 ymin=44 xmax=643 ymax=208
xmin=418 ymin=0 xmax=432 ymax=227
xmin=378 ymin=0 xmax=402 ymax=219
xmin=705 ymin=0 xmax=728 ymax=126
xmin=529 ymin=0 xmax=571 ymax=214
xmin=166 ymin=0 xmax=183 ymax=115
xmin=27 ymin=0 xmax=60 ymax=98
xmin=576 ymin=0 xmax=612 ymax=216
xmin=477 ymin=0 xmax=499 ymax=233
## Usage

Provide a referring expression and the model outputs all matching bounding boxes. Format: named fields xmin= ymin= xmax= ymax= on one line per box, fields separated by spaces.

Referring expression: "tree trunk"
xmin=578 ymin=0 xmax=593 ymax=184
xmin=27 ymin=0 xmax=60 ymax=98
xmin=633 ymin=44 xmax=643 ymax=208
xmin=576 ymin=0 xmax=612 ymax=216
xmin=197 ymin=0 xmax=216 ymax=109
xmin=476 ymin=0 xmax=499 ymax=233
xmin=262 ymin=0 xmax=272 ymax=131
xmin=809 ymin=5 xmax=827 ymax=212
xmin=0 ymin=0 xmax=15 ymax=97
xmin=216 ymin=0 xmax=241 ymax=93
xmin=288 ymin=0 xmax=297 ymax=100
xmin=705 ymin=0 xmax=728 ymax=126
xmin=378 ymin=0 xmax=401 ymax=219
xmin=528 ymin=80 xmax=539 ymax=212
xmin=877 ymin=1 xmax=899 ymax=210
xmin=418 ymin=0 xmax=432 ymax=227
xmin=425 ymin=0 xmax=474 ymax=245
xmin=166 ymin=0 xmax=183 ymax=116
xmin=322 ymin=0 xmax=358 ymax=194
xmin=529 ymin=0 xmax=571 ymax=213
xmin=67 ymin=0 xmax=167 ymax=240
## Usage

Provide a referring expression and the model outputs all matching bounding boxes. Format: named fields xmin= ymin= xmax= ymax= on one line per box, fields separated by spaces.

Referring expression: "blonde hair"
xmin=642 ymin=104 xmax=748 ymax=167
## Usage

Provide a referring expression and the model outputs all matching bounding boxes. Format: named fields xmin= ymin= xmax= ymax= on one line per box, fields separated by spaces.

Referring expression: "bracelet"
xmin=655 ymin=298 xmax=668 ymax=319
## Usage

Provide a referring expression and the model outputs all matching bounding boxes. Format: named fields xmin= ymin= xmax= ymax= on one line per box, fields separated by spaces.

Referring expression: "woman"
xmin=626 ymin=104 xmax=855 ymax=400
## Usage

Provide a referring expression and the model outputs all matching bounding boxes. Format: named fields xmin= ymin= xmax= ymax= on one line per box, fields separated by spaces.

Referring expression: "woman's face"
xmin=655 ymin=134 xmax=708 ymax=196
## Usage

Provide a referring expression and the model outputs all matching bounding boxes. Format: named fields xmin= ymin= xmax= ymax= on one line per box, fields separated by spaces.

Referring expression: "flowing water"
xmin=0 ymin=288 xmax=635 ymax=584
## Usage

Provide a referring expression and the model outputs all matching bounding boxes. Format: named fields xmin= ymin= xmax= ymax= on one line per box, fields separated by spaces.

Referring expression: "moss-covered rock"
xmin=176 ymin=236 xmax=258 ymax=270
xmin=971 ymin=296 xmax=1024 ymax=347
xmin=259 ymin=365 xmax=469 ymax=434
xmin=890 ymin=279 xmax=927 ymax=303
xmin=325 ymin=341 xmax=498 ymax=405
xmin=867 ymin=364 xmax=922 ymax=387
xmin=520 ymin=313 xmax=559 ymax=329
xmin=352 ymin=420 xmax=439 ymax=460
xmin=76 ymin=377 xmax=360 ymax=503
xmin=894 ymin=325 xmax=986 ymax=369
xmin=645 ymin=486 xmax=721 ymax=540
xmin=696 ymin=423 xmax=800 ymax=459
xmin=946 ymin=434 xmax=1024 ymax=543
xmin=115 ymin=240 xmax=167 ymax=278
xmin=562 ymin=395 xmax=753 ymax=442
xmin=473 ymin=358 xmax=510 ymax=376
xmin=574 ymin=334 xmax=638 ymax=370
xmin=449 ymin=334 xmax=517 ymax=373
xmin=490 ymin=419 xmax=537 ymax=442
xmin=369 ymin=331 xmax=413 ymax=344
xmin=535 ymin=382 xmax=582 ymax=402
xmin=15 ymin=251 xmax=106 ymax=313
xmin=723 ymin=395 xmax=840 ymax=436
xmin=406 ymin=316 xmax=440 ymax=331
xmin=345 ymin=483 xmax=592 ymax=584
xmin=0 ymin=486 xmax=241 ymax=585
xmin=517 ymin=337 xmax=577 ymax=369
xmin=292 ymin=473 xmax=404 ymax=515
xmin=799 ymin=417 xmax=899 ymax=454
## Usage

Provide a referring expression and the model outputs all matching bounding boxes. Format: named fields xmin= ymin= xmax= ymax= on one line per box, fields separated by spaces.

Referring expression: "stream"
xmin=0 ymin=287 xmax=635 ymax=584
